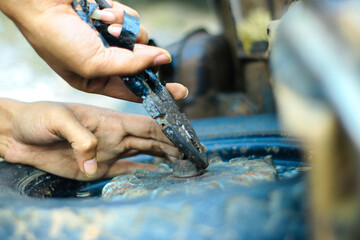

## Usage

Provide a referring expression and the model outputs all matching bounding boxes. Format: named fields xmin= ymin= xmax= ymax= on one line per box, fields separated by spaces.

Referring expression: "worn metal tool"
xmin=72 ymin=0 xmax=208 ymax=177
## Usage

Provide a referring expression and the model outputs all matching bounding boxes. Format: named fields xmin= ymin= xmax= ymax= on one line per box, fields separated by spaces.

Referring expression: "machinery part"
xmin=270 ymin=1 xmax=360 ymax=239
xmin=159 ymin=29 xmax=243 ymax=119
xmin=211 ymin=0 xmax=244 ymax=90
xmin=160 ymin=29 xmax=234 ymax=105
xmin=73 ymin=0 xmax=208 ymax=175
xmin=159 ymin=1 xmax=278 ymax=119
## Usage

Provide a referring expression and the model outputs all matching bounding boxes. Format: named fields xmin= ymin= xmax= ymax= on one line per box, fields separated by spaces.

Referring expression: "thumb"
xmin=56 ymin=110 xmax=98 ymax=177
xmin=90 ymin=44 xmax=172 ymax=77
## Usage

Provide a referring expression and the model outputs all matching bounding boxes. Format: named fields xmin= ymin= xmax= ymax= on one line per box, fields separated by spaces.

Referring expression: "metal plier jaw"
xmin=73 ymin=0 xmax=208 ymax=175
xmin=123 ymin=69 xmax=208 ymax=172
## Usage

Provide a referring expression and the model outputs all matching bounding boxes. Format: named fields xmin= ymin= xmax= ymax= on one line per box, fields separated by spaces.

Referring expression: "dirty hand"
xmin=0 ymin=99 xmax=179 ymax=180
xmin=0 ymin=0 xmax=187 ymax=102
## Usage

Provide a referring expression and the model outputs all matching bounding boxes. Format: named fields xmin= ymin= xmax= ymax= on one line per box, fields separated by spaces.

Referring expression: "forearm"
xmin=0 ymin=0 xmax=75 ymax=49
xmin=0 ymin=0 xmax=22 ymax=18
xmin=0 ymin=0 xmax=65 ymax=20
xmin=0 ymin=98 xmax=22 ymax=158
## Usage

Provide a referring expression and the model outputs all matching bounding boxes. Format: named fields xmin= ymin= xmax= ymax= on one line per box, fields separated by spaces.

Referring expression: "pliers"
xmin=72 ymin=0 xmax=208 ymax=177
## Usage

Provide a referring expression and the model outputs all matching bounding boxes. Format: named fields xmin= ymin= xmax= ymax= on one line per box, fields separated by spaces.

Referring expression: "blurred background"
xmin=0 ymin=0 xmax=220 ymax=115
xmin=2 ymin=0 xmax=360 ymax=239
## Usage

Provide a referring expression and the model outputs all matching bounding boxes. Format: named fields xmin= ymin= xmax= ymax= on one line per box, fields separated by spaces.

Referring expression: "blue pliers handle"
xmin=72 ymin=0 xmax=208 ymax=174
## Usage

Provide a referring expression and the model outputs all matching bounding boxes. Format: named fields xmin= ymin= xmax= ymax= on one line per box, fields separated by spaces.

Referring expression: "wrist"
xmin=0 ymin=98 xmax=22 ymax=158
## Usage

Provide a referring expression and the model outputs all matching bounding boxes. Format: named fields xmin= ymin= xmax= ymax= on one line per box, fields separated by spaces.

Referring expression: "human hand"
xmin=0 ymin=0 xmax=187 ymax=102
xmin=0 ymin=99 xmax=179 ymax=180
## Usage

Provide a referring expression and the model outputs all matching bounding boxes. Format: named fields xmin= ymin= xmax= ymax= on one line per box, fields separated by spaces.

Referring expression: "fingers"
xmin=108 ymin=24 xmax=149 ymax=44
xmin=79 ymin=73 xmax=188 ymax=102
xmin=91 ymin=1 xmax=139 ymax=21
xmin=121 ymin=114 xmax=173 ymax=145
xmin=122 ymin=136 xmax=180 ymax=158
xmin=118 ymin=114 xmax=181 ymax=157
xmin=55 ymin=110 xmax=98 ymax=177
xmin=86 ymin=44 xmax=171 ymax=78
xmin=91 ymin=6 xmax=149 ymax=44
xmin=94 ymin=8 xmax=137 ymax=24
xmin=111 ymin=1 xmax=140 ymax=18
xmin=166 ymin=83 xmax=189 ymax=100
xmin=78 ymin=75 xmax=142 ymax=102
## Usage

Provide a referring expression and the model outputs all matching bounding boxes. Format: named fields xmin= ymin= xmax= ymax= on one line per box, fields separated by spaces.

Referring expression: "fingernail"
xmin=90 ymin=10 xmax=102 ymax=20
xmin=200 ymin=143 xmax=207 ymax=152
xmin=108 ymin=25 xmax=122 ymax=37
xmin=91 ymin=10 xmax=115 ymax=22
xmin=183 ymin=87 xmax=189 ymax=99
xmin=154 ymin=53 xmax=172 ymax=65
xmin=84 ymin=158 xmax=97 ymax=176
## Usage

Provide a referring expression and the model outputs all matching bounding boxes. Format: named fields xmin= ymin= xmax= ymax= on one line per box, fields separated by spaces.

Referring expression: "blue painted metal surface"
xmin=0 ymin=114 xmax=308 ymax=239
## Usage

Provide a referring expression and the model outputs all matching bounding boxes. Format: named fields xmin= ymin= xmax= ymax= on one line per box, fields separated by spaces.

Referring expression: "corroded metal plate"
xmin=102 ymin=155 xmax=279 ymax=200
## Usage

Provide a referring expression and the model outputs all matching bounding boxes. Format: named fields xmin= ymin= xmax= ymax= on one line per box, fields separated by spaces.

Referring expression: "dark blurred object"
xmin=159 ymin=0 xmax=280 ymax=118
xmin=159 ymin=29 xmax=234 ymax=115
xmin=160 ymin=29 xmax=233 ymax=99
xmin=270 ymin=1 xmax=360 ymax=239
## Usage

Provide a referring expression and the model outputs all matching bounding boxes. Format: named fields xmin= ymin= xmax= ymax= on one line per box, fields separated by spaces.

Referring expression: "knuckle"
xmin=146 ymin=119 xmax=159 ymax=137
xmin=147 ymin=123 xmax=156 ymax=136
xmin=150 ymin=140 xmax=162 ymax=151
xmin=77 ymin=137 xmax=98 ymax=152
xmin=79 ymin=64 xmax=97 ymax=79
xmin=127 ymin=9 xmax=139 ymax=18
xmin=122 ymin=138 xmax=133 ymax=152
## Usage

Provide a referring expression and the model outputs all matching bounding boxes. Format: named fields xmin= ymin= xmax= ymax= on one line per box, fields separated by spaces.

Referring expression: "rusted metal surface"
xmin=0 ymin=115 xmax=308 ymax=239
xmin=0 ymin=178 xmax=307 ymax=239
xmin=0 ymin=167 xmax=307 ymax=240
xmin=102 ymin=155 xmax=281 ymax=200
xmin=172 ymin=159 xmax=204 ymax=178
